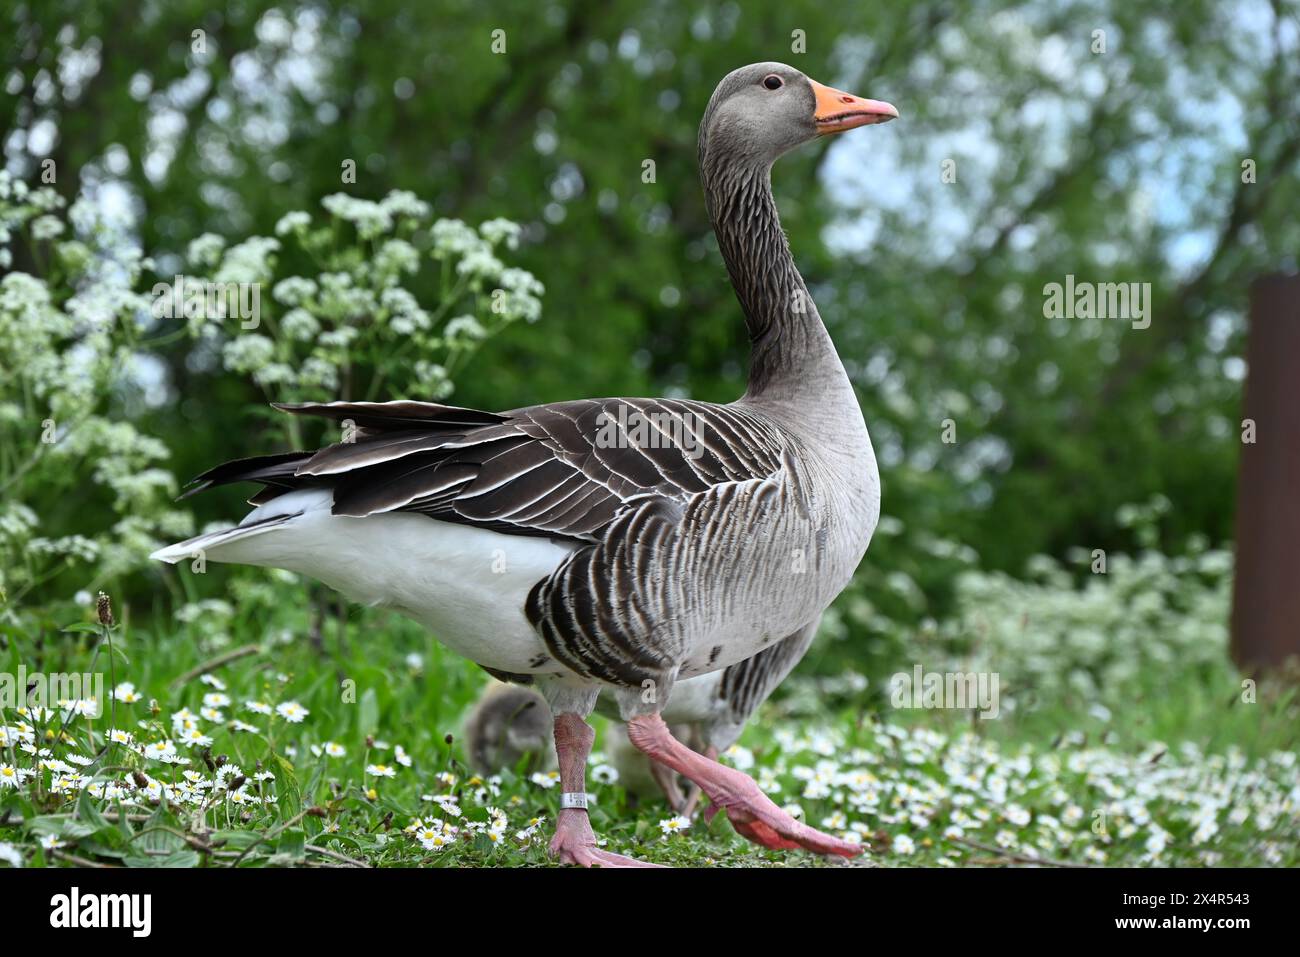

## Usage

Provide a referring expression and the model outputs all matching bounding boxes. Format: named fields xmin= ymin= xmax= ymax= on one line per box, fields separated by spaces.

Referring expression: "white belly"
xmin=208 ymin=490 xmax=576 ymax=674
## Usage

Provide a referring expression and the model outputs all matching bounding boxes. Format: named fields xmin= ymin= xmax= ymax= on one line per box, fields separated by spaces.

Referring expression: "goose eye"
xmin=762 ymin=75 xmax=783 ymax=91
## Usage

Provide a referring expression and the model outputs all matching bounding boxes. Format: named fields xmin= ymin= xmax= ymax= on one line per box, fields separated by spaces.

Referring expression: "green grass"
xmin=1 ymin=581 xmax=1297 ymax=868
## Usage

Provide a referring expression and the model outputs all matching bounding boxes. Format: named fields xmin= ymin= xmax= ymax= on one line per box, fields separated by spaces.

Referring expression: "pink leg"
xmin=680 ymin=745 xmax=717 ymax=820
xmin=626 ymin=713 xmax=861 ymax=858
xmin=548 ymin=713 xmax=662 ymax=868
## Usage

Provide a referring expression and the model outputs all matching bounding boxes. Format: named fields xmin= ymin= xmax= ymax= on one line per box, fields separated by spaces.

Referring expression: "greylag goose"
xmin=152 ymin=61 xmax=893 ymax=866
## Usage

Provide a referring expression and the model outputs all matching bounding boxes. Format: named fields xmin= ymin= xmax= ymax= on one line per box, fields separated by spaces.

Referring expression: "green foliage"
xmin=940 ymin=543 xmax=1232 ymax=709
xmin=818 ymin=499 xmax=1238 ymax=705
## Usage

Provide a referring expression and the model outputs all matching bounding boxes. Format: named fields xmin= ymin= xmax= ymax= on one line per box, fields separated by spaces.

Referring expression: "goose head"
xmin=699 ymin=61 xmax=898 ymax=169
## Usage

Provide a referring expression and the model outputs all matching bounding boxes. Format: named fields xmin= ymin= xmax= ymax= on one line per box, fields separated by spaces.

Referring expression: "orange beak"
xmin=811 ymin=79 xmax=898 ymax=134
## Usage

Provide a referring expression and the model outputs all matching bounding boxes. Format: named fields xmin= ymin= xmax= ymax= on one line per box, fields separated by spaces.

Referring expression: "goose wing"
xmin=186 ymin=397 xmax=786 ymax=542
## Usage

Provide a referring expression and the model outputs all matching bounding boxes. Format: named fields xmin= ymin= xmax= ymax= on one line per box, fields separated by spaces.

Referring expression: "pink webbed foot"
xmin=732 ymin=818 xmax=803 ymax=850
xmin=703 ymin=761 xmax=858 ymax=856
xmin=549 ymin=808 xmax=663 ymax=868
xmin=627 ymin=714 xmax=861 ymax=859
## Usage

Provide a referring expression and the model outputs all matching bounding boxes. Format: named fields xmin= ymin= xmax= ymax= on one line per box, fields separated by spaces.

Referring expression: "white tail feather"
xmin=149 ymin=513 xmax=300 ymax=564
xmin=150 ymin=487 xmax=335 ymax=564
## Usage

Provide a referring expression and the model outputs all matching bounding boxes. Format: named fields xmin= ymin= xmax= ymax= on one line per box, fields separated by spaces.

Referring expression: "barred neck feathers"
xmin=700 ymin=147 xmax=848 ymax=407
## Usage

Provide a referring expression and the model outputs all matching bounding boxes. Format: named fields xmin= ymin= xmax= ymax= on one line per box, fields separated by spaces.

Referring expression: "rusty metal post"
xmin=1230 ymin=274 xmax=1300 ymax=671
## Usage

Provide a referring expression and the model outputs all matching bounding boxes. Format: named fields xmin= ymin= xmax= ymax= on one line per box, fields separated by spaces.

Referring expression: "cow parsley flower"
xmin=379 ymin=190 xmax=430 ymax=221
xmin=279 ymin=307 xmax=320 ymax=341
xmin=222 ymin=334 xmax=276 ymax=374
xmin=479 ymin=217 xmax=522 ymax=249
xmin=413 ymin=360 xmax=451 ymax=398
xmin=375 ymin=239 xmax=419 ymax=276
xmin=322 ymin=193 xmax=392 ymax=238
xmin=31 ymin=215 xmax=64 ymax=241
xmin=274 ymin=211 xmax=311 ymax=236
xmin=186 ymin=233 xmax=226 ymax=267
xmin=215 ymin=236 xmax=279 ymax=283
xmin=430 ymin=218 xmax=482 ymax=257
xmin=272 ymin=276 xmax=317 ymax=307
xmin=444 ymin=315 xmax=486 ymax=344
xmin=457 ymin=247 xmax=503 ymax=283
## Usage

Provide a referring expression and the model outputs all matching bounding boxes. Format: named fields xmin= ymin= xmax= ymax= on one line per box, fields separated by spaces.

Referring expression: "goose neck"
xmin=703 ymin=158 xmax=847 ymax=405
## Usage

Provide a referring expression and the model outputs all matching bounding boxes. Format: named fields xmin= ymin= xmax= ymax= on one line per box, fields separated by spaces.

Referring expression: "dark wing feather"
xmin=298 ymin=429 xmax=469 ymax=475
xmin=190 ymin=397 xmax=785 ymax=543
xmin=272 ymin=400 xmax=508 ymax=431
xmin=180 ymin=451 xmax=314 ymax=499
